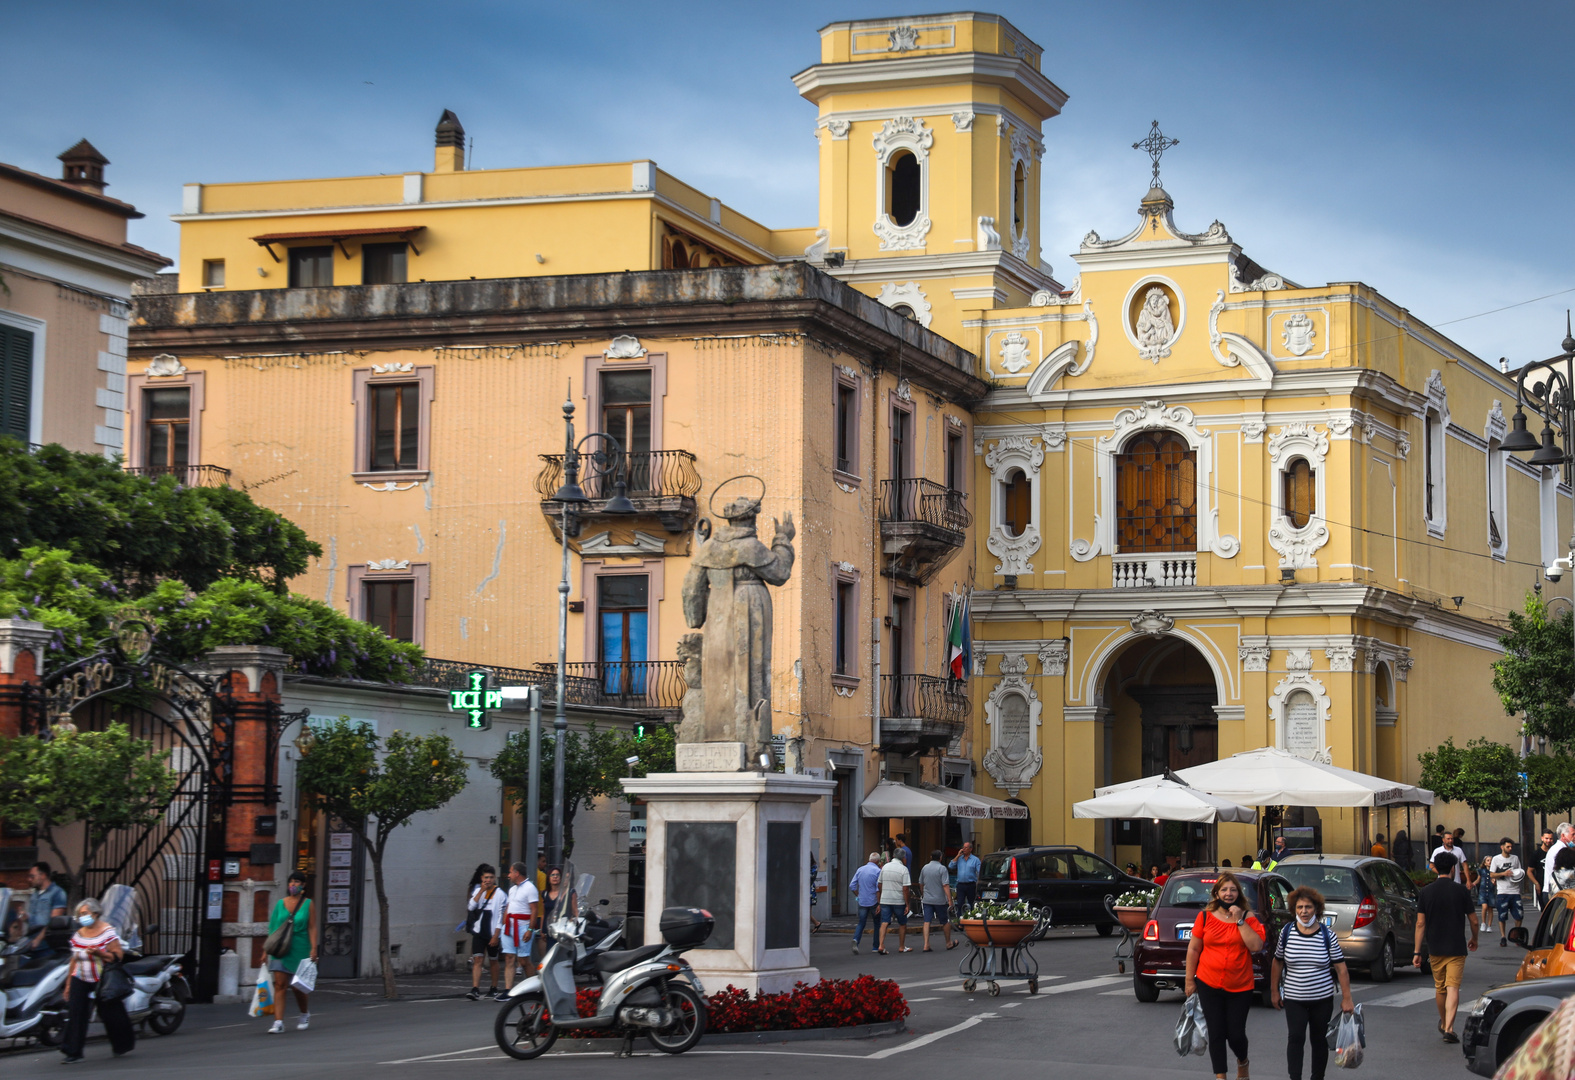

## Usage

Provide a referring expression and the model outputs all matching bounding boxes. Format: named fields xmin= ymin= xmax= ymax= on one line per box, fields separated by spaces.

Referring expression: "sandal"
xmin=922 ymin=947 xmax=933 ymax=952
xmin=1236 ymin=1061 xmax=1249 ymax=1080
xmin=899 ymin=946 xmax=914 ymax=953
xmin=946 ymin=941 xmax=959 ymax=950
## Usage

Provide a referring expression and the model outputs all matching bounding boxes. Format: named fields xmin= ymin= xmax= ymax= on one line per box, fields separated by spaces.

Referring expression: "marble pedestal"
xmin=620 ymin=770 xmax=835 ymax=995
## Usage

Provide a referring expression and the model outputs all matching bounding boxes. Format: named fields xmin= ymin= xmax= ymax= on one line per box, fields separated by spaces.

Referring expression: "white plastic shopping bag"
xmin=248 ymin=968 xmax=274 ymax=1017
xmin=1174 ymin=993 xmax=1209 ymax=1057
xmin=1333 ymin=1004 xmax=1365 ymax=1069
xmin=291 ymin=957 xmax=318 ymax=994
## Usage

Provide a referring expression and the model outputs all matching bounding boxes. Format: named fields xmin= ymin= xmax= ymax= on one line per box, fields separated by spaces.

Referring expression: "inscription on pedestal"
xmin=676 ymin=741 xmax=746 ymax=772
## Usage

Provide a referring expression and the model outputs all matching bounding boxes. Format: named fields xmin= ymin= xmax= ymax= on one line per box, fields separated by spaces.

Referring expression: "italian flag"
xmin=947 ymin=593 xmax=971 ymax=681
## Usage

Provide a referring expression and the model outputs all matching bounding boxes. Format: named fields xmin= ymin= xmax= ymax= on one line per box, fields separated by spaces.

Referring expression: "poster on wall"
xmin=327 ymin=888 xmax=351 ymax=906
xmin=330 ymin=833 xmax=353 ymax=850
xmin=327 ymin=907 xmax=351 ymax=923
xmin=328 ymin=869 xmax=351 ymax=886
xmin=329 ymin=850 xmax=352 ymax=867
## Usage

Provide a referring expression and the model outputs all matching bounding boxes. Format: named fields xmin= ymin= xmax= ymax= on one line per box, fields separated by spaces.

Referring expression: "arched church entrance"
xmin=1099 ymin=634 xmax=1221 ymax=873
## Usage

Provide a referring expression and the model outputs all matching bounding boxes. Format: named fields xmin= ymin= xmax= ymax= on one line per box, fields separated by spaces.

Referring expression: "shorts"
xmin=267 ymin=957 xmax=300 ymax=975
xmin=922 ymin=903 xmax=948 ymax=924
xmin=1429 ymin=953 xmax=1466 ymax=992
xmin=1496 ymin=894 xmax=1525 ymax=923
xmin=500 ymin=930 xmax=532 ymax=956
xmin=471 ymin=931 xmax=500 ymax=959
xmin=879 ymin=903 xmax=908 ymax=927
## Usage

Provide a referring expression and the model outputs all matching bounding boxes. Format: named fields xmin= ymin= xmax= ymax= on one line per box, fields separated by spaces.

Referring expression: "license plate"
xmin=1323 ymin=915 xmax=1336 ymax=927
xmin=981 ymin=890 xmax=999 ymax=900
xmin=1177 ymin=927 xmax=1192 ymax=940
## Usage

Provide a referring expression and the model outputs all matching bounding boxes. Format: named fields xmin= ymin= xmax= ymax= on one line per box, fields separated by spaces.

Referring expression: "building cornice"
xmin=791 ymin=52 xmax=1068 ymax=118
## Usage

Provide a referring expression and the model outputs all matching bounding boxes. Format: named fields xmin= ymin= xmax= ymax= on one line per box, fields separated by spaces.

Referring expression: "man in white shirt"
xmin=1544 ymin=824 xmax=1574 ymax=899
xmin=496 ymin=861 xmax=541 ymax=1000
xmin=465 ymin=866 xmax=508 ymax=1000
xmin=876 ymin=854 xmax=912 ymax=955
xmin=1430 ymin=832 xmax=1465 ymax=884
xmin=1489 ymin=837 xmax=1525 ymax=947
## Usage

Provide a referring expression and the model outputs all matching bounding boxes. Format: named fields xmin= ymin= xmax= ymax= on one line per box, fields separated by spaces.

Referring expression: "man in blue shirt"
xmin=849 ymin=852 xmax=883 ymax=955
xmin=25 ymin=862 xmax=67 ymax=954
xmin=949 ymin=840 xmax=982 ymax=916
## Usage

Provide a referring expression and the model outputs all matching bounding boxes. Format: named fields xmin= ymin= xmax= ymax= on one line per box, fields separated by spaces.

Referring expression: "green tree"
xmin=1526 ymin=753 xmax=1575 ymax=820
xmin=0 ymin=724 xmax=179 ymax=900
xmin=1493 ymin=592 xmax=1575 ymax=750
xmin=294 ymin=718 xmax=469 ymax=998
xmin=1420 ymin=737 xmax=1524 ymax=853
xmin=489 ymin=721 xmax=674 ymax=856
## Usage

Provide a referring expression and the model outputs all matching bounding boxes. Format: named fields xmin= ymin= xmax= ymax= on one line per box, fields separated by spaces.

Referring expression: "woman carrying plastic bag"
xmin=291 ymin=957 xmax=318 ymax=995
xmin=1184 ymin=873 xmax=1265 ymax=1080
xmin=1271 ymin=886 xmax=1355 ymax=1080
xmin=248 ymin=967 xmax=274 ymax=1018
xmin=1175 ymin=993 xmax=1209 ymax=1056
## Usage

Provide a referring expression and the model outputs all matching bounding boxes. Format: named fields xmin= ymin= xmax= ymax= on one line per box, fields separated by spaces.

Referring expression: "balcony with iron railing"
xmin=880 ymin=673 xmax=971 ymax=753
xmin=124 ymin=464 xmax=232 ymax=487
xmin=536 ymin=449 xmax=701 ymax=535
xmin=877 ymin=478 xmax=971 ymax=583
xmin=383 ymin=656 xmax=681 ymax=716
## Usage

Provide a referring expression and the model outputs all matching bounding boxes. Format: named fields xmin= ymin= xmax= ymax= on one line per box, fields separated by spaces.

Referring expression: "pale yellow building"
xmin=128 ymin=10 xmax=1556 ymax=886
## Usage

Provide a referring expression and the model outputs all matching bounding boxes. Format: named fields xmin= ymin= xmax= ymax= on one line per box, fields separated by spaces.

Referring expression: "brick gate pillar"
xmin=0 ymin=620 xmax=51 ymax=888
xmin=203 ymin=645 xmax=289 ymax=999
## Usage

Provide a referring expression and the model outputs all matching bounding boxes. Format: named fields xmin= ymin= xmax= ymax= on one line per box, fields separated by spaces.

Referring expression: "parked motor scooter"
xmin=0 ymin=917 xmax=72 ymax=1045
xmin=117 ymin=932 xmax=189 ymax=1036
xmin=495 ymin=874 xmax=711 ymax=1059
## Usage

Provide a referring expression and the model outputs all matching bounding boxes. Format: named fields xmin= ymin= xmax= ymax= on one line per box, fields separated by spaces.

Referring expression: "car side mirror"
xmin=1508 ymin=926 xmax=1530 ymax=949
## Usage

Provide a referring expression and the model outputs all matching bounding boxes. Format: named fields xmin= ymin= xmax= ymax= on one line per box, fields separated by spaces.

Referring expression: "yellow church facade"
xmin=128 ymin=10 xmax=1562 ymax=871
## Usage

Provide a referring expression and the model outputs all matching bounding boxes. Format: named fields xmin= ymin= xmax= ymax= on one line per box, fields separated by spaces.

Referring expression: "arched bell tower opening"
xmin=1100 ymin=635 xmax=1222 ymax=873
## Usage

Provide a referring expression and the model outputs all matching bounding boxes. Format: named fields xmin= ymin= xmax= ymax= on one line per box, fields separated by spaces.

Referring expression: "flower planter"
xmin=960 ymin=919 xmax=1036 ymax=947
xmin=1114 ymin=907 xmax=1149 ymax=933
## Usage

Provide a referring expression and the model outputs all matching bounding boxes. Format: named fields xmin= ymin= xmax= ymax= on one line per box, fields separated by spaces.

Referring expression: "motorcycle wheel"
xmin=36 ymin=1016 xmax=64 ymax=1047
xmin=496 ymin=993 xmax=558 ymax=1060
xmin=148 ymin=994 xmax=186 ymax=1035
xmin=645 ymin=983 xmax=706 ymax=1055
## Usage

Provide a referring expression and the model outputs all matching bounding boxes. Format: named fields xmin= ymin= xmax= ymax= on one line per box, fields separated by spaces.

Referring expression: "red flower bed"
xmin=559 ymin=976 xmax=908 ymax=1038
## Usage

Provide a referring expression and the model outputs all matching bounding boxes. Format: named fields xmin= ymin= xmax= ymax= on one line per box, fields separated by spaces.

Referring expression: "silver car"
xmin=1273 ymin=854 xmax=1418 ymax=981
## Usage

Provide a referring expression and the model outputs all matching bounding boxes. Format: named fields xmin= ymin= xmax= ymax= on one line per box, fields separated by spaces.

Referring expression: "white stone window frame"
xmin=1006 ymin=126 xmax=1039 ymax=262
xmin=1421 ymin=369 xmax=1450 ymax=539
xmin=0 ymin=309 xmax=48 ymax=447
xmin=1120 ymin=275 xmax=1186 ymax=359
xmin=871 ymin=117 xmax=933 ymax=252
xmin=981 ymin=653 xmax=1043 ymax=797
xmin=985 ymin=435 xmax=1043 ymax=576
xmin=874 ymin=282 xmax=933 ymax=328
xmin=1485 ymin=401 xmax=1508 ymax=561
xmin=1073 ymin=400 xmax=1239 ymax=561
xmin=1269 ymin=663 xmax=1332 ymax=764
xmin=1267 ymin=423 xmax=1331 ymax=570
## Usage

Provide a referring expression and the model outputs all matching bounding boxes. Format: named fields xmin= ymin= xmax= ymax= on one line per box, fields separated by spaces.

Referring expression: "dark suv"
xmin=977 ymin=846 xmax=1151 ymax=934
xmin=1131 ymin=868 xmax=1293 ymax=1002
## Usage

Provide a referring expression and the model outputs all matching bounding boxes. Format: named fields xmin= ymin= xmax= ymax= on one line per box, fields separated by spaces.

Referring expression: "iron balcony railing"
xmin=554 ymin=660 xmax=685 ymax=713
xmin=535 ymin=449 xmax=702 ymax=501
xmin=878 ymin=478 xmax=971 ymax=533
xmin=125 ymin=464 xmax=232 ymax=487
xmin=881 ymin=673 xmax=972 ymax=726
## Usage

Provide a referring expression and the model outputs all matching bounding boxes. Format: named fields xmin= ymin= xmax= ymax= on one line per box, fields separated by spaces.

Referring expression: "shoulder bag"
xmin=263 ymin=902 xmax=295 ymax=958
xmin=97 ymin=960 xmax=133 ymax=1002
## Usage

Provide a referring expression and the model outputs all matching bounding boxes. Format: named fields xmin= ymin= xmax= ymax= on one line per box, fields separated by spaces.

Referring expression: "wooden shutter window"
xmin=0 ymin=324 xmax=33 ymax=443
xmin=1001 ymin=468 xmax=1031 ymax=538
xmin=1283 ymin=458 xmax=1315 ymax=529
xmin=1115 ymin=433 xmax=1197 ymax=553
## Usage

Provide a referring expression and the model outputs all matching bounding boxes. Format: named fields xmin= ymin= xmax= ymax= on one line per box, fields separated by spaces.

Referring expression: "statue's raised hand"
xmin=772 ymin=511 xmax=796 ymax=544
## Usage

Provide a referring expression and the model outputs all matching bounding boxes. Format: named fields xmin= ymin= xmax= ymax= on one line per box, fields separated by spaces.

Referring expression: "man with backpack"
xmin=1271 ymin=886 xmax=1354 ymax=1080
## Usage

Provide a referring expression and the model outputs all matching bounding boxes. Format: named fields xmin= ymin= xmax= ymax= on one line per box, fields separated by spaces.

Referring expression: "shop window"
xmin=288 ymin=246 xmax=334 ymax=288
xmin=1115 ymin=432 xmax=1197 ymax=553
xmin=889 ymin=151 xmax=921 ymax=227
xmin=143 ymin=387 xmax=191 ymax=471
xmin=202 ymin=259 xmax=226 ymax=288
xmin=362 ymin=243 xmax=408 ymax=285
xmin=1282 ymin=457 xmax=1315 ymax=529
xmin=1001 ymin=468 xmax=1031 ymax=538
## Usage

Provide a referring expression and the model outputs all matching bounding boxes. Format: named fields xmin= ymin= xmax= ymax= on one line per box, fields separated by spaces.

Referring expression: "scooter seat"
xmin=588 ymin=944 xmax=666 ymax=974
xmin=122 ymin=956 xmax=171 ymax=976
xmin=10 ymin=965 xmax=57 ymax=988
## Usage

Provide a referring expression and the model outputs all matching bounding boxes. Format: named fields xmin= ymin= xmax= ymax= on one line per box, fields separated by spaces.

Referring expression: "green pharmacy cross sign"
xmin=450 ymin=671 xmax=502 ymax=729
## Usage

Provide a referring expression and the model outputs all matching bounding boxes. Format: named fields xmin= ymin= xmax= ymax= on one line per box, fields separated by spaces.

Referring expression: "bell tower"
xmin=792 ymin=13 xmax=1068 ymax=344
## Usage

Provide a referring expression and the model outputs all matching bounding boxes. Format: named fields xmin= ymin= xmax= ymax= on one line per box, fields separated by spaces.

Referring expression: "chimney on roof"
xmin=434 ymin=110 xmax=465 ymax=173
xmin=59 ymin=138 xmax=108 ymax=193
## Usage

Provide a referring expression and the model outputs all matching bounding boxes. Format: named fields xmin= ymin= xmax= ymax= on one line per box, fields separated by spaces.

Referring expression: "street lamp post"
xmin=548 ymin=386 xmax=636 ymax=869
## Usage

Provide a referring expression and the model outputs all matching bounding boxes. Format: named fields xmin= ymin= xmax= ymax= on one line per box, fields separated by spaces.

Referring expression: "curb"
xmin=546 ymin=1019 xmax=907 ymax=1053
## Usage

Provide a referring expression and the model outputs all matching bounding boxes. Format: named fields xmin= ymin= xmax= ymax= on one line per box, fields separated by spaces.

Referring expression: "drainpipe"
xmin=872 ymin=616 xmax=882 ymax=754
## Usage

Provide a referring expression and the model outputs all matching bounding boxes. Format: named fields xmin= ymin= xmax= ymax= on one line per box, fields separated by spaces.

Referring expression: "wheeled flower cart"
xmin=957 ymin=909 xmax=1050 ymax=996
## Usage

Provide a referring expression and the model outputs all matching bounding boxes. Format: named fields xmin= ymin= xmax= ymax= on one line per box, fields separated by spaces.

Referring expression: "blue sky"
xmin=8 ymin=1 xmax=1574 ymax=367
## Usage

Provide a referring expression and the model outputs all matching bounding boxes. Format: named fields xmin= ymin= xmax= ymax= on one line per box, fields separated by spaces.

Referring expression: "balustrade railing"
xmin=877 ymin=478 xmax=971 ymax=533
xmin=1111 ymin=552 xmax=1197 ymax=588
xmin=535 ymin=449 xmax=701 ymax=501
xmin=881 ymin=673 xmax=972 ymax=725
xmin=125 ymin=464 xmax=232 ymax=487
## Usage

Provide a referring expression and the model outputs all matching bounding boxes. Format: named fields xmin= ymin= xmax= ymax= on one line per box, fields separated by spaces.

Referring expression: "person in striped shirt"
xmin=1271 ymin=887 xmax=1355 ymax=1080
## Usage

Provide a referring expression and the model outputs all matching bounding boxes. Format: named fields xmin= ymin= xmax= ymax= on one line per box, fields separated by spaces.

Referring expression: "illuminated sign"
xmin=449 ymin=671 xmax=501 ymax=729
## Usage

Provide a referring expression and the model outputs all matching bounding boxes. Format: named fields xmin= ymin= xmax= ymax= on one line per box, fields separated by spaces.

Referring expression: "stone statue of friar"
xmin=680 ymin=491 xmax=795 ymax=764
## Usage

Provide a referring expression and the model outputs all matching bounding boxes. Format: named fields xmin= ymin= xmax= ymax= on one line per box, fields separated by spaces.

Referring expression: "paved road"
xmin=1 ymin=924 xmax=1533 ymax=1078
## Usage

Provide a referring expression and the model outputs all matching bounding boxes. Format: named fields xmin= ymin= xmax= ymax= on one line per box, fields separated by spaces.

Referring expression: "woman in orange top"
xmin=1184 ymin=873 xmax=1265 ymax=1080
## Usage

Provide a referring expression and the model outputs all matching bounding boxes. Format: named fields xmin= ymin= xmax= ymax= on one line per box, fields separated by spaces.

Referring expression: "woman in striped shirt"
xmin=1270 ymin=887 xmax=1355 ymax=1080
xmin=60 ymin=897 xmax=135 ymax=1064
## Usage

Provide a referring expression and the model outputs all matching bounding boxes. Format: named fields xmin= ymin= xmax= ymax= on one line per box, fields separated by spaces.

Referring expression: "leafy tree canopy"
xmin=1493 ymin=592 xmax=1575 ymax=749
xmin=0 ymin=439 xmax=319 ymax=593
xmin=1526 ymin=753 xmax=1575 ymax=818
xmin=0 ymin=546 xmax=421 ymax=682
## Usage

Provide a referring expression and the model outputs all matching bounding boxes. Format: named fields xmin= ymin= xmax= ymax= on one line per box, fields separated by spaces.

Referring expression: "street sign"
xmin=449 ymin=670 xmax=501 ymax=730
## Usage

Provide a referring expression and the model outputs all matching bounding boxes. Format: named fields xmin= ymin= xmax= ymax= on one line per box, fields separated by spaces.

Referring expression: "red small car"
xmin=1131 ymin=868 xmax=1293 ymax=1002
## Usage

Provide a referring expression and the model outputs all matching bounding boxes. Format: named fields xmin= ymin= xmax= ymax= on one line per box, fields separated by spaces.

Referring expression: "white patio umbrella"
xmin=1095 ymin=746 xmax=1433 ymax=808
xmin=1073 ymin=779 xmax=1258 ymax=824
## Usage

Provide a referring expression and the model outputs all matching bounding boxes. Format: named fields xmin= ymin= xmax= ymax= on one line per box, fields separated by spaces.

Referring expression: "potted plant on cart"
xmin=960 ymin=899 xmax=1039 ymax=947
xmin=1112 ymin=886 xmax=1159 ymax=933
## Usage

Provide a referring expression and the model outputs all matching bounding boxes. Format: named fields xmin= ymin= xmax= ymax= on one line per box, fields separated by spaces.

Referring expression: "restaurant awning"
xmin=860 ymin=780 xmax=1027 ymax=820
xmin=250 ymin=225 xmax=426 ymax=260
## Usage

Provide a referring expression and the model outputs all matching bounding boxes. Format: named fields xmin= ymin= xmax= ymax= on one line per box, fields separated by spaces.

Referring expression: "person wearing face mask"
xmin=1184 ymin=873 xmax=1265 ymax=1080
xmin=1271 ymin=887 xmax=1354 ymax=1080
xmin=59 ymin=897 xmax=134 ymax=1063
xmin=265 ymin=871 xmax=320 ymax=1034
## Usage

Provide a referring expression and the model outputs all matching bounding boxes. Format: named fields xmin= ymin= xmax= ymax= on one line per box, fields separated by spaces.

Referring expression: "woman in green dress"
xmin=267 ymin=870 xmax=319 ymax=1034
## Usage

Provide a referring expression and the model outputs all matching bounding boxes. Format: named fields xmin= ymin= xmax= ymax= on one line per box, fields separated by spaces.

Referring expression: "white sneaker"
xmin=296 ymin=1013 xmax=311 ymax=1030
xmin=268 ymin=1020 xmax=284 ymax=1034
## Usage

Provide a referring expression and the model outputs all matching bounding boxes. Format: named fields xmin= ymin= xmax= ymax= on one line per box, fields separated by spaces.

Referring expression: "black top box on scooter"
xmin=658 ymin=907 xmax=713 ymax=948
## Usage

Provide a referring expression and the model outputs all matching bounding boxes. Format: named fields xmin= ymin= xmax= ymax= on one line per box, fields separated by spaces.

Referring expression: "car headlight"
xmin=1467 ymin=996 xmax=1489 ymax=1017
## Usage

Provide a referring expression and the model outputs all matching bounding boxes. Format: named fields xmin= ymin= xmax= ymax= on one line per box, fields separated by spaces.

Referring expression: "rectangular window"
xmin=601 ymin=369 xmax=652 ymax=492
xmin=834 ymin=580 xmax=856 ymax=676
xmin=1424 ymin=414 xmax=1436 ymax=520
xmin=362 ymin=242 xmax=408 ymax=285
xmin=888 ymin=594 xmax=909 ymax=677
xmin=0 ymin=323 xmax=34 ymax=443
xmin=288 ymin=245 xmax=335 ymax=288
xmin=363 ymin=579 xmax=415 ymax=641
xmin=598 ymin=574 xmax=649 ymax=696
xmin=946 ymin=429 xmax=965 ymax=492
xmin=369 ymin=382 xmax=419 ymax=471
xmin=202 ymin=259 xmax=226 ymax=288
xmin=836 ymin=382 xmax=857 ymax=474
xmin=143 ymin=387 xmax=191 ymax=470
xmin=890 ymin=405 xmax=911 ymax=481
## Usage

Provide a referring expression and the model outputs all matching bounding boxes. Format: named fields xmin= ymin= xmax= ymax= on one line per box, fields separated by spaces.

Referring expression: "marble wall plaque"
xmin=676 ymin=742 xmax=747 ymax=772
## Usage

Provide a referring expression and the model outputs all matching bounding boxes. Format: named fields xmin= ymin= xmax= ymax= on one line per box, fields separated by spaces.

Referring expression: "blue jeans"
xmin=853 ymin=905 xmax=877 ymax=944
xmin=1497 ymin=894 xmax=1524 ymax=924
